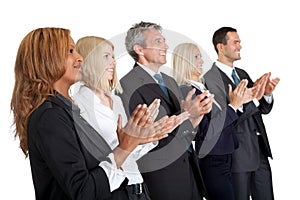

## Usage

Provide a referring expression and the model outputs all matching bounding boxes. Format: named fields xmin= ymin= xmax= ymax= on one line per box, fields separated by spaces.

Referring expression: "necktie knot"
xmin=231 ymin=69 xmax=240 ymax=85
xmin=154 ymin=74 xmax=164 ymax=84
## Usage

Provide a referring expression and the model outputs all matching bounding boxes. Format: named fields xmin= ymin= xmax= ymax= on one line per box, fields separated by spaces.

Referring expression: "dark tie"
xmin=154 ymin=74 xmax=169 ymax=98
xmin=231 ymin=69 xmax=240 ymax=85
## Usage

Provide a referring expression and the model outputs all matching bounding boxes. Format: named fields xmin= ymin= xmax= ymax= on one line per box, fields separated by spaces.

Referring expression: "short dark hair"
xmin=212 ymin=27 xmax=237 ymax=54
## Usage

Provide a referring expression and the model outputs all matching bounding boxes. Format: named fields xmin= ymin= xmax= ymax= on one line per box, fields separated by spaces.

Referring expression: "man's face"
xmin=141 ymin=29 xmax=169 ymax=68
xmin=222 ymin=31 xmax=242 ymax=62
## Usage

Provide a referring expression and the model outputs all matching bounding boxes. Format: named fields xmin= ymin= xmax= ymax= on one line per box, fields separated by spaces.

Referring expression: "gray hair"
xmin=125 ymin=21 xmax=162 ymax=62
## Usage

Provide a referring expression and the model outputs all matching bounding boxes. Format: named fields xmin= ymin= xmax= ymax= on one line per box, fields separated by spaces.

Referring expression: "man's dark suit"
xmin=204 ymin=63 xmax=274 ymax=199
xmin=118 ymin=64 xmax=206 ymax=200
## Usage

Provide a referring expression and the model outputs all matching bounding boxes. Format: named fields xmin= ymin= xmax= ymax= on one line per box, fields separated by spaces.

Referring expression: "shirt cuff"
xmin=99 ymin=153 xmax=126 ymax=192
xmin=263 ymin=94 xmax=273 ymax=104
xmin=253 ymin=98 xmax=260 ymax=107
xmin=129 ymin=142 xmax=158 ymax=160
xmin=235 ymin=104 xmax=244 ymax=113
xmin=228 ymin=104 xmax=237 ymax=112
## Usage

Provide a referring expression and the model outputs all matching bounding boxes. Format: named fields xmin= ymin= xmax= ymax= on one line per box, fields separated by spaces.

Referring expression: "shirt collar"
xmin=190 ymin=80 xmax=206 ymax=91
xmin=137 ymin=62 xmax=161 ymax=82
xmin=56 ymin=91 xmax=80 ymax=113
xmin=215 ymin=60 xmax=237 ymax=80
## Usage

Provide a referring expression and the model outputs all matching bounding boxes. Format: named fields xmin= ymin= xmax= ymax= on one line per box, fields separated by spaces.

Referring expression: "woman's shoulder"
xmin=29 ymin=95 xmax=73 ymax=128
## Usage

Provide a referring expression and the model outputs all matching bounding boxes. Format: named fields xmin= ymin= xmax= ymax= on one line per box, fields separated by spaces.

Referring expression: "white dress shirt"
xmin=73 ymin=85 xmax=157 ymax=191
xmin=137 ymin=62 xmax=161 ymax=82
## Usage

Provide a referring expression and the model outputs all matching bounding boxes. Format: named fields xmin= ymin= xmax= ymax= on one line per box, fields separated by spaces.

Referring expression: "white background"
xmin=0 ymin=0 xmax=298 ymax=199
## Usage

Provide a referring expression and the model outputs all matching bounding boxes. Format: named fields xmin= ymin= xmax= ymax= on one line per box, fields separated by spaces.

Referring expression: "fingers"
xmin=153 ymin=116 xmax=168 ymax=134
xmin=251 ymin=84 xmax=261 ymax=97
xmin=269 ymin=77 xmax=280 ymax=88
xmin=130 ymin=104 xmax=151 ymax=126
xmin=172 ymin=113 xmax=189 ymax=128
xmin=260 ymin=73 xmax=269 ymax=87
xmin=196 ymin=91 xmax=210 ymax=101
xmin=255 ymin=73 xmax=268 ymax=87
xmin=228 ymin=84 xmax=233 ymax=95
xmin=272 ymin=77 xmax=280 ymax=84
xmin=148 ymin=99 xmax=160 ymax=120
xmin=235 ymin=79 xmax=248 ymax=94
xmin=159 ymin=117 xmax=177 ymax=134
xmin=153 ymin=112 xmax=190 ymax=135
xmin=264 ymin=74 xmax=280 ymax=95
xmin=117 ymin=114 xmax=122 ymax=129
xmin=177 ymin=111 xmax=190 ymax=122
xmin=149 ymin=108 xmax=159 ymax=121
xmin=253 ymin=73 xmax=269 ymax=99
xmin=185 ymin=88 xmax=196 ymax=101
xmin=169 ymin=112 xmax=190 ymax=129
xmin=130 ymin=104 xmax=143 ymax=122
xmin=148 ymin=99 xmax=160 ymax=116
xmin=200 ymin=95 xmax=213 ymax=111
xmin=130 ymin=99 xmax=162 ymax=127
xmin=146 ymin=133 xmax=168 ymax=143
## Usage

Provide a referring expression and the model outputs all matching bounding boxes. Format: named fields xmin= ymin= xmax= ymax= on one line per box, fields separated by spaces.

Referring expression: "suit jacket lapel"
xmin=204 ymin=64 xmax=231 ymax=109
xmin=134 ymin=64 xmax=173 ymax=104
xmin=160 ymin=73 xmax=178 ymax=105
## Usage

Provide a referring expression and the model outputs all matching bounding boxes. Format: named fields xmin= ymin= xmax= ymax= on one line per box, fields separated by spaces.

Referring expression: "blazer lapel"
xmin=134 ymin=65 xmax=173 ymax=104
xmin=161 ymin=73 xmax=180 ymax=108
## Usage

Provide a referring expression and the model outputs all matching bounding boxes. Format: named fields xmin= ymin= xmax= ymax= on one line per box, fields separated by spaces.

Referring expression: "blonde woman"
xmin=172 ymin=42 xmax=259 ymax=200
xmin=73 ymin=36 xmax=185 ymax=200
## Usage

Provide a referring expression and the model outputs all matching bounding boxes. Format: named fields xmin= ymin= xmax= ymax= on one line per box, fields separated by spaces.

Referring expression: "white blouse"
xmin=73 ymin=85 xmax=157 ymax=190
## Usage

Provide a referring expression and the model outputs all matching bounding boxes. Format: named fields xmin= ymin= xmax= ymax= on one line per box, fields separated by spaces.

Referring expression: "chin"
xmin=75 ymin=73 xmax=82 ymax=82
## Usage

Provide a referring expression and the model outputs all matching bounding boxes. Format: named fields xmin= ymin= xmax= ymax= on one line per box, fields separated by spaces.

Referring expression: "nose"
xmin=77 ymin=52 xmax=83 ymax=62
xmin=238 ymin=43 xmax=242 ymax=50
xmin=164 ymin=42 xmax=169 ymax=49
xmin=111 ymin=57 xmax=116 ymax=66
xmin=200 ymin=58 xmax=204 ymax=65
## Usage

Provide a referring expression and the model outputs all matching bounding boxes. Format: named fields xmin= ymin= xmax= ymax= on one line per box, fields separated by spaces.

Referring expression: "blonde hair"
xmin=76 ymin=36 xmax=122 ymax=94
xmin=10 ymin=28 xmax=70 ymax=156
xmin=172 ymin=43 xmax=200 ymax=86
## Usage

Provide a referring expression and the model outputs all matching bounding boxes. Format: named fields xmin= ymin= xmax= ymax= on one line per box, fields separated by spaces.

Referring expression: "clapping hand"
xmin=264 ymin=73 xmax=280 ymax=95
xmin=254 ymin=73 xmax=270 ymax=100
xmin=162 ymin=111 xmax=190 ymax=134
xmin=114 ymin=102 xmax=169 ymax=168
xmin=254 ymin=72 xmax=280 ymax=99
xmin=182 ymin=89 xmax=213 ymax=128
xmin=228 ymin=79 xmax=261 ymax=109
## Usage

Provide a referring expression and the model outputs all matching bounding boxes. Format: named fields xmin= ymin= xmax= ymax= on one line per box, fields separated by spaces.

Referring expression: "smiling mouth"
xmin=160 ymin=51 xmax=166 ymax=56
xmin=106 ymin=68 xmax=114 ymax=72
xmin=74 ymin=65 xmax=82 ymax=70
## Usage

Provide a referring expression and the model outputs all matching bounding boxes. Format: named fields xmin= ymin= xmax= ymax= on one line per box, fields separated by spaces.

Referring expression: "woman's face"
xmin=192 ymin=48 xmax=204 ymax=77
xmin=101 ymin=43 xmax=116 ymax=81
xmin=63 ymin=37 xmax=83 ymax=84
